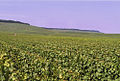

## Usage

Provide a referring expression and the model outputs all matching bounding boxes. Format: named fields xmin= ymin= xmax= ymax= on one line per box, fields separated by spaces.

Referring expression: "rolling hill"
xmin=0 ymin=21 xmax=54 ymax=35
xmin=0 ymin=20 xmax=103 ymax=36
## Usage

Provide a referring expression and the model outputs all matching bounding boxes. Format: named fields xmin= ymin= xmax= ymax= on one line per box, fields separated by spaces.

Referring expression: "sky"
xmin=0 ymin=0 xmax=120 ymax=33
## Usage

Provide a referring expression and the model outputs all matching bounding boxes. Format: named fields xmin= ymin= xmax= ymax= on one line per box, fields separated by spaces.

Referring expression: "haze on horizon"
xmin=0 ymin=0 xmax=120 ymax=33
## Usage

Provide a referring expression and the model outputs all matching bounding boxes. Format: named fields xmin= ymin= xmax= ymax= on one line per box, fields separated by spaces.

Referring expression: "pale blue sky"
xmin=0 ymin=0 xmax=120 ymax=33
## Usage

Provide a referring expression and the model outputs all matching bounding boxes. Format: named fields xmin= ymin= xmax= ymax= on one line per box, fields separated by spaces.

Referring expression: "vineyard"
xmin=0 ymin=33 xmax=120 ymax=81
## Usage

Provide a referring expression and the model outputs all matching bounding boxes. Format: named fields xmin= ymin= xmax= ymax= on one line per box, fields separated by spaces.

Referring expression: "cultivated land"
xmin=0 ymin=22 xmax=120 ymax=80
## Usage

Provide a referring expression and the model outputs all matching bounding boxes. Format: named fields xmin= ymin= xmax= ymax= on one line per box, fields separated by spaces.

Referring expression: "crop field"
xmin=0 ymin=33 xmax=120 ymax=81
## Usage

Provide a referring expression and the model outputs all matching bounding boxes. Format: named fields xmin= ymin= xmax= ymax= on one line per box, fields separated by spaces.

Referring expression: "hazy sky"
xmin=0 ymin=0 xmax=120 ymax=33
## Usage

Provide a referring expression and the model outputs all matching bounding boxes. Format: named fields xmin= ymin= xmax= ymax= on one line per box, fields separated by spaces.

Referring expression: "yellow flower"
xmin=4 ymin=62 xmax=10 ymax=67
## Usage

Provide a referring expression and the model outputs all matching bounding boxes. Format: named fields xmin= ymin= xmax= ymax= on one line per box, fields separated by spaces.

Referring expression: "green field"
xmin=0 ymin=32 xmax=120 ymax=81
xmin=0 ymin=22 xmax=104 ymax=36
xmin=0 ymin=22 xmax=120 ymax=80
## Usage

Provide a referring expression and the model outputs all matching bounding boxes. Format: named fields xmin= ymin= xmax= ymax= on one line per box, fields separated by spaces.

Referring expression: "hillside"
xmin=0 ymin=22 xmax=55 ymax=35
xmin=0 ymin=20 xmax=103 ymax=37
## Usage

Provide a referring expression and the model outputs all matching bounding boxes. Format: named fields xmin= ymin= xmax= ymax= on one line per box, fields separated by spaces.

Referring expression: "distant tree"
xmin=0 ymin=19 xmax=30 ymax=25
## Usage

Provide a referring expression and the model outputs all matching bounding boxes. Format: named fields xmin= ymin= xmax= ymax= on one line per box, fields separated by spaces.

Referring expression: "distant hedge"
xmin=0 ymin=20 xmax=30 ymax=25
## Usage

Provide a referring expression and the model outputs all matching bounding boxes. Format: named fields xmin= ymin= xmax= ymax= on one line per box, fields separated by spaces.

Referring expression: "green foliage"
xmin=0 ymin=33 xmax=120 ymax=81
